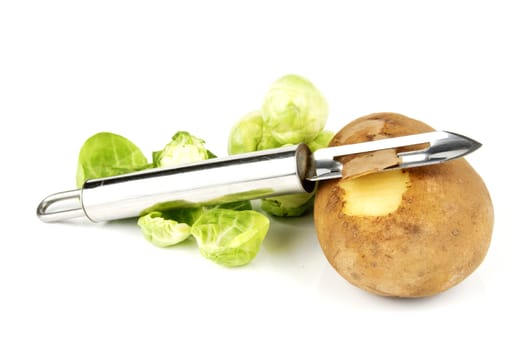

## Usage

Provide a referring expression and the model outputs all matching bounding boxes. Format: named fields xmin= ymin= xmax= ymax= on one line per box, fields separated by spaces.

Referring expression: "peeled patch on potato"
xmin=314 ymin=112 xmax=494 ymax=297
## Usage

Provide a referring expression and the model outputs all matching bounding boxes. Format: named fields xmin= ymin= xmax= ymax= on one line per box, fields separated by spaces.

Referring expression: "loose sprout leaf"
xmin=138 ymin=211 xmax=192 ymax=247
xmin=163 ymin=207 xmax=206 ymax=226
xmin=211 ymin=200 xmax=253 ymax=211
xmin=191 ymin=209 xmax=270 ymax=267
xmin=76 ymin=132 xmax=148 ymax=187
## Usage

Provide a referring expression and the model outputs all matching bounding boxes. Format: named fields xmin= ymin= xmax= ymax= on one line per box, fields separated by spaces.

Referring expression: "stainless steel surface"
xmin=36 ymin=130 xmax=482 ymax=223
xmin=37 ymin=189 xmax=84 ymax=223
xmin=396 ymin=131 xmax=482 ymax=168
xmin=307 ymin=131 xmax=481 ymax=181
xmin=37 ymin=144 xmax=314 ymax=222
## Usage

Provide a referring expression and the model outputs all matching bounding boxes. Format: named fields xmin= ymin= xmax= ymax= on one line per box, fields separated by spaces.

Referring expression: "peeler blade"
xmin=396 ymin=131 xmax=481 ymax=168
xmin=307 ymin=131 xmax=482 ymax=181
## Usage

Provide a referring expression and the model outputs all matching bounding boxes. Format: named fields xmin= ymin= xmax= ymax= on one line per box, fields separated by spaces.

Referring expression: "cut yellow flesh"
xmin=339 ymin=170 xmax=410 ymax=216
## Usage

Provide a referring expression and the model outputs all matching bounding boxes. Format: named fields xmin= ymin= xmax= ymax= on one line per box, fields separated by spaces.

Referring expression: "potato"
xmin=314 ymin=112 xmax=494 ymax=297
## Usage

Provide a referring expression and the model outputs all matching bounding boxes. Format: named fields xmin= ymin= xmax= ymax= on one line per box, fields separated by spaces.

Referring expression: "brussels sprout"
xmin=191 ymin=209 xmax=270 ymax=267
xmin=155 ymin=131 xmax=209 ymax=168
xmin=76 ymin=132 xmax=149 ymax=188
xmin=227 ymin=74 xmax=332 ymax=217
xmin=261 ymin=74 xmax=329 ymax=145
xmin=138 ymin=211 xmax=192 ymax=247
xmin=228 ymin=111 xmax=264 ymax=154
xmin=307 ymin=130 xmax=335 ymax=152
xmin=228 ymin=110 xmax=284 ymax=155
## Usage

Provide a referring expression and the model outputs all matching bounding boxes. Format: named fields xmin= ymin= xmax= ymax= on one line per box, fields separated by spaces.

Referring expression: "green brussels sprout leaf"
xmin=138 ymin=211 xmax=192 ymax=247
xmin=76 ymin=132 xmax=149 ymax=188
xmin=191 ymin=209 xmax=270 ymax=267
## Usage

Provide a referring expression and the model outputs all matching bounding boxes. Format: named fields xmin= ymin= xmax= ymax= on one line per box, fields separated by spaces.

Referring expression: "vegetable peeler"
xmin=37 ymin=131 xmax=481 ymax=223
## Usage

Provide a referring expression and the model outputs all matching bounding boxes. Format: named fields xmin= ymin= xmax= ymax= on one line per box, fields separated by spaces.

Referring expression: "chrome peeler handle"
xmin=37 ymin=144 xmax=315 ymax=223
xmin=37 ymin=189 xmax=84 ymax=223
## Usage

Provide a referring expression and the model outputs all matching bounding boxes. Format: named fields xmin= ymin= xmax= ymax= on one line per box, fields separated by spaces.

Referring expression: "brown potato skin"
xmin=314 ymin=112 xmax=494 ymax=297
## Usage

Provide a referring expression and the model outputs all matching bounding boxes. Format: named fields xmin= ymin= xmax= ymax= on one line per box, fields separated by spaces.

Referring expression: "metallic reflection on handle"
xmin=36 ymin=189 xmax=84 ymax=222
xmin=37 ymin=144 xmax=315 ymax=223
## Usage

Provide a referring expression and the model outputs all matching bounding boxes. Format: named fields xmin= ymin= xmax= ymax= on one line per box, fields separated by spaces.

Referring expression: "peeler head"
xmin=396 ymin=131 xmax=482 ymax=169
xmin=307 ymin=130 xmax=483 ymax=181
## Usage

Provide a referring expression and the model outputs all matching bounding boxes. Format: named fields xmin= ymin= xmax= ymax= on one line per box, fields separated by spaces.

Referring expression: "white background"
xmin=1 ymin=1 xmax=523 ymax=349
